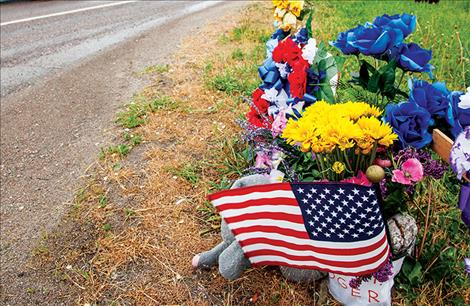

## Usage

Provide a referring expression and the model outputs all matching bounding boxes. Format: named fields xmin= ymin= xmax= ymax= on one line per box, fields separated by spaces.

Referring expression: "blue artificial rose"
xmin=294 ymin=28 xmax=309 ymax=44
xmin=447 ymin=91 xmax=470 ymax=138
xmin=373 ymin=13 xmax=416 ymax=38
xmin=398 ymin=43 xmax=433 ymax=76
xmin=348 ymin=24 xmax=403 ymax=56
xmin=384 ymin=101 xmax=433 ymax=149
xmin=409 ymin=79 xmax=450 ymax=118
xmin=330 ymin=25 xmax=362 ymax=55
xmin=332 ymin=24 xmax=403 ymax=56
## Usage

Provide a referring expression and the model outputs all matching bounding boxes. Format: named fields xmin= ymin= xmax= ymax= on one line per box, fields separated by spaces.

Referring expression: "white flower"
xmin=262 ymin=88 xmax=288 ymax=116
xmin=450 ymin=126 xmax=470 ymax=180
xmin=275 ymin=62 xmax=289 ymax=79
xmin=269 ymin=169 xmax=285 ymax=183
xmin=458 ymin=87 xmax=470 ymax=110
xmin=301 ymin=38 xmax=318 ymax=64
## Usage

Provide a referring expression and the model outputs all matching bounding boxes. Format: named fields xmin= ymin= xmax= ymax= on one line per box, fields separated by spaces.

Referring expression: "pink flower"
xmin=255 ymin=152 xmax=271 ymax=168
xmin=341 ymin=171 xmax=372 ymax=186
xmin=374 ymin=158 xmax=392 ymax=168
xmin=271 ymin=111 xmax=287 ymax=137
xmin=392 ymin=158 xmax=424 ymax=185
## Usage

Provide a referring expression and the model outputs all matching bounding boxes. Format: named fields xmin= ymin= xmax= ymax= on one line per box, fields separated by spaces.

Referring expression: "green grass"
xmin=140 ymin=64 xmax=169 ymax=75
xmin=313 ymin=0 xmax=469 ymax=91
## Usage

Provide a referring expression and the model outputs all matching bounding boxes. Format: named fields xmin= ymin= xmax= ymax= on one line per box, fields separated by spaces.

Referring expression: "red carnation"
xmin=288 ymin=59 xmax=309 ymax=98
xmin=272 ymin=38 xmax=301 ymax=66
xmin=246 ymin=88 xmax=272 ymax=128
xmin=252 ymin=88 xmax=270 ymax=114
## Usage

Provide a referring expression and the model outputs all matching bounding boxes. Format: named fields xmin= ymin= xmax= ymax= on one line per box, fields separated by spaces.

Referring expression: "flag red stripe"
xmin=217 ymin=197 xmax=298 ymax=211
xmin=208 ymin=182 xmax=292 ymax=201
xmin=225 ymin=212 xmax=304 ymax=224
xmin=232 ymin=225 xmax=310 ymax=239
xmin=238 ymin=234 xmax=388 ymax=256
xmin=244 ymin=245 xmax=389 ymax=268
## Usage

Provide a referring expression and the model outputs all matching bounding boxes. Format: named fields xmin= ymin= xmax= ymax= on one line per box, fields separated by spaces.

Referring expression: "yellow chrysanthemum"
xmin=288 ymin=0 xmax=304 ymax=17
xmin=272 ymin=0 xmax=289 ymax=9
xmin=332 ymin=162 xmax=345 ymax=174
xmin=356 ymin=117 xmax=397 ymax=147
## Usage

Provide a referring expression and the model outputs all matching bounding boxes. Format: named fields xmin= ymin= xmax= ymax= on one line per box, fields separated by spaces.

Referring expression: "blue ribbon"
xmin=258 ymin=58 xmax=283 ymax=91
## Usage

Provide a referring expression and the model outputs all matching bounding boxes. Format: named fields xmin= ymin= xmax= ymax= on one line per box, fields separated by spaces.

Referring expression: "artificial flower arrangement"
xmin=238 ymin=0 xmax=469 ymax=293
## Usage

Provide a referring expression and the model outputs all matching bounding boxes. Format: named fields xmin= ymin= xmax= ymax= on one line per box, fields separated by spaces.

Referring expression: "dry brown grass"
xmin=32 ymin=3 xmax=339 ymax=305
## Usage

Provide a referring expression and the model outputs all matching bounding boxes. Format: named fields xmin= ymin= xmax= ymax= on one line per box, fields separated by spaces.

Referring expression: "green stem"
xmin=368 ymin=141 xmax=379 ymax=167
xmin=343 ymin=150 xmax=353 ymax=173
xmin=397 ymin=69 xmax=406 ymax=89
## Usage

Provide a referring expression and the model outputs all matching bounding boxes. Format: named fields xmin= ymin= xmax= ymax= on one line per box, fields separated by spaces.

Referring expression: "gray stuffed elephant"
xmin=192 ymin=174 xmax=326 ymax=282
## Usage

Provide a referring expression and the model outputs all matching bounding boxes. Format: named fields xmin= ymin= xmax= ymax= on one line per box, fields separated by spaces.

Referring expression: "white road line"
xmin=0 ymin=1 xmax=138 ymax=27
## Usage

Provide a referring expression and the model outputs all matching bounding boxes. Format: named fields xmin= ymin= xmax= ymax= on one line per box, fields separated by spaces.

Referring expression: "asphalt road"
xmin=0 ymin=0 xmax=226 ymax=97
xmin=0 ymin=1 xmax=246 ymax=303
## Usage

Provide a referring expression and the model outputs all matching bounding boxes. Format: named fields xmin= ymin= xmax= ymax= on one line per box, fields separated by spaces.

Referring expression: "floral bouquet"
xmin=202 ymin=1 xmax=469 ymax=304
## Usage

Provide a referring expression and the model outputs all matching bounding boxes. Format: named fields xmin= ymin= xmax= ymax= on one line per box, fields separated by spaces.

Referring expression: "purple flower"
xmin=395 ymin=147 xmax=447 ymax=180
xmin=450 ymin=126 xmax=470 ymax=180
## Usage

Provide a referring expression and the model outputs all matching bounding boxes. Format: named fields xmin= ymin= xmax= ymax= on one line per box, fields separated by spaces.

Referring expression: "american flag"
xmin=208 ymin=182 xmax=390 ymax=276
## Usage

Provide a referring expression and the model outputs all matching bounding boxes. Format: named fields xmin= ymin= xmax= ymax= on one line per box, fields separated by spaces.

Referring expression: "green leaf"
xmin=378 ymin=60 xmax=397 ymax=98
xmin=306 ymin=12 xmax=313 ymax=39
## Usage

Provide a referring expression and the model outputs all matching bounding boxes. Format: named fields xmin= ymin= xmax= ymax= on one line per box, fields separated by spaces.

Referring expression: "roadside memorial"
xmin=193 ymin=1 xmax=469 ymax=304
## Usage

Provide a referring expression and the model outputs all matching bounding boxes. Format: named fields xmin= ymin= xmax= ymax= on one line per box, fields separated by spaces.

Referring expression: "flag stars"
xmin=297 ymin=188 xmax=304 ymax=193
xmin=353 ymin=218 xmax=361 ymax=224
xmin=321 ymin=222 xmax=327 ymax=227
xmin=359 ymin=213 xmax=367 ymax=219
xmin=331 ymin=211 xmax=338 ymax=218
xmin=348 ymin=224 xmax=355 ymax=229
xmin=319 ymin=193 xmax=326 ymax=199
xmin=302 ymin=198 xmax=308 ymax=204
xmin=352 ymin=233 xmax=359 ymax=238
xmin=351 ymin=207 xmax=357 ymax=213
xmin=318 ymin=210 xmax=324 ymax=216
xmin=347 ymin=194 xmax=354 ymax=201
xmin=342 ymin=228 xmax=349 ymax=234
xmin=357 ymin=228 xmax=365 ymax=233
xmin=338 ymin=188 xmax=345 ymax=194
xmin=367 ymin=189 xmax=375 ymax=196
xmin=326 ymin=217 xmax=332 ymax=223
xmin=315 ymin=199 xmax=321 ymax=204
xmin=324 ymin=189 xmax=331 ymax=194
xmin=339 ymin=218 xmax=345 ymax=224
xmin=361 ymin=195 xmax=369 ymax=202
xmin=352 ymin=188 xmax=360 ymax=195
xmin=308 ymin=221 xmax=314 ymax=226
xmin=312 ymin=231 xmax=318 ymax=236
xmin=356 ymin=201 xmax=363 ymax=207
xmin=306 ymin=209 xmax=312 ymax=215
xmin=307 ymin=193 xmax=313 ymax=198
xmin=328 ymin=199 xmax=335 ymax=205
xmin=333 ymin=194 xmax=340 ymax=199
xmin=310 ymin=188 xmax=317 ymax=194
xmin=329 ymin=228 xmax=335 ymax=233
xmin=345 ymin=212 xmax=351 ymax=218
xmin=310 ymin=204 xmax=316 ymax=210
xmin=342 ymin=200 xmax=348 ymax=206
xmin=338 ymin=233 xmax=345 ymax=238
xmin=334 ymin=223 xmax=340 ymax=229
xmin=365 ymin=207 xmax=373 ymax=213
xmin=367 ymin=230 xmax=374 ymax=236
xmin=313 ymin=216 xmax=320 ymax=221
xmin=325 ymin=233 xmax=331 ymax=238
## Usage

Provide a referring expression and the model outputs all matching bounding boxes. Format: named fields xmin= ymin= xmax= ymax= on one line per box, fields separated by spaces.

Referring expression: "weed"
xmin=231 ymin=48 xmax=244 ymax=60
xmin=141 ymin=64 xmax=169 ymax=75
xmin=124 ymin=208 xmax=136 ymax=218
xmin=101 ymin=223 xmax=112 ymax=231
xmin=98 ymin=195 xmax=108 ymax=208
xmin=149 ymin=96 xmax=175 ymax=111
xmin=232 ymin=25 xmax=249 ymax=41
xmin=173 ymin=164 xmax=201 ymax=186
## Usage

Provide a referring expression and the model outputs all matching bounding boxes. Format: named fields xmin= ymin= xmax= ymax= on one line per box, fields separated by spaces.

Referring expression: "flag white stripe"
xmin=236 ymin=228 xmax=387 ymax=249
xmin=222 ymin=205 xmax=302 ymax=218
xmin=212 ymin=190 xmax=295 ymax=206
xmin=242 ymin=240 xmax=388 ymax=262
xmin=249 ymin=250 xmax=390 ymax=274
xmin=230 ymin=219 xmax=307 ymax=232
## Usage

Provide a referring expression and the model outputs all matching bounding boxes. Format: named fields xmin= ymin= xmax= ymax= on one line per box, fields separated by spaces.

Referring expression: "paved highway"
xmin=0 ymin=1 xmax=246 ymax=304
